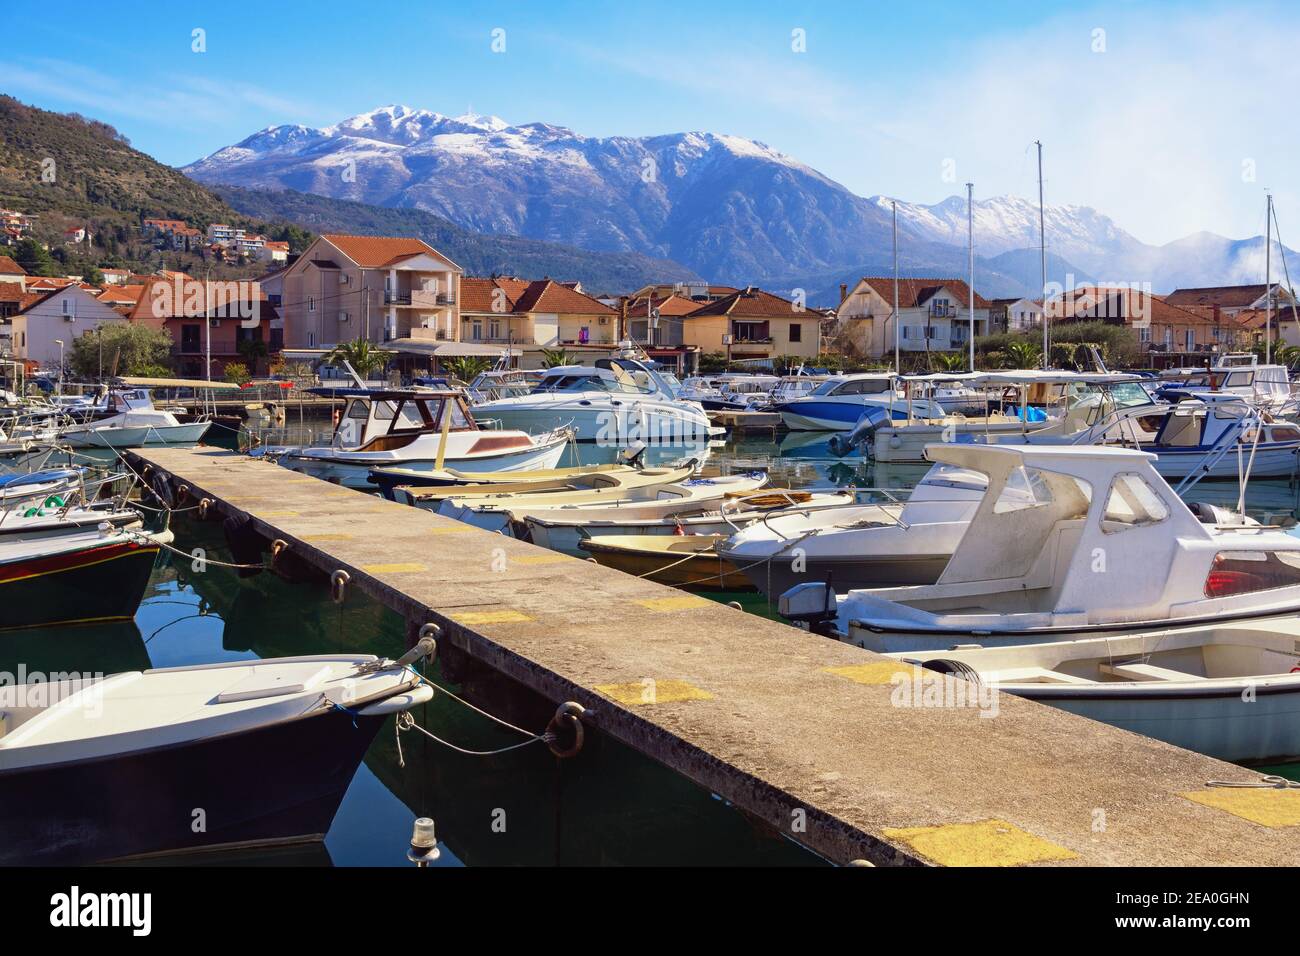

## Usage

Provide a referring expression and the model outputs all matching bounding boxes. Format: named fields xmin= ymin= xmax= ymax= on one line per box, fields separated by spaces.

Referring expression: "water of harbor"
xmin=6 ymin=421 xmax=1300 ymax=865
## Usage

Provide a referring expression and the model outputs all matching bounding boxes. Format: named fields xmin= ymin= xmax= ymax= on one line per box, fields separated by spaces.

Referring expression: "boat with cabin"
xmin=779 ymin=443 xmax=1300 ymax=652
xmin=773 ymin=373 xmax=943 ymax=431
xmin=263 ymin=389 xmax=571 ymax=490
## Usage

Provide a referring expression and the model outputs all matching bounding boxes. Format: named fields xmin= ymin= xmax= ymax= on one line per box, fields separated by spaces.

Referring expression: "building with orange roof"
xmin=278 ymin=234 xmax=462 ymax=354
xmin=456 ymin=275 xmax=621 ymax=368
xmin=0 ymin=255 xmax=27 ymax=291
xmin=9 ymin=285 xmax=129 ymax=368
xmin=1045 ymin=284 xmax=1223 ymax=358
xmin=683 ymin=286 xmax=822 ymax=361
xmin=834 ymin=277 xmax=990 ymax=359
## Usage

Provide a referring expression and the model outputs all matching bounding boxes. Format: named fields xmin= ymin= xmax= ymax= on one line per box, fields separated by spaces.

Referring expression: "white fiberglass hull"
xmin=473 ymin=399 xmax=711 ymax=443
xmin=871 ymin=422 xmax=1044 ymax=462
xmin=62 ymin=421 xmax=211 ymax=449
xmin=277 ymin=436 xmax=569 ymax=490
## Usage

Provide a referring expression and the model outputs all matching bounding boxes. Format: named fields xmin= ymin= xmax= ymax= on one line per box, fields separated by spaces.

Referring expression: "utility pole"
xmin=967 ymin=182 xmax=975 ymax=371
xmin=1037 ymin=140 xmax=1048 ymax=369
xmin=204 ymin=268 xmax=211 ymax=383
xmin=892 ymin=199 xmax=900 ymax=374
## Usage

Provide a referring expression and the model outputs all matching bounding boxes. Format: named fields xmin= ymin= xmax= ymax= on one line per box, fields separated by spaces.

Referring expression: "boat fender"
xmin=358 ymin=684 xmax=436 ymax=717
xmin=546 ymin=701 xmax=586 ymax=759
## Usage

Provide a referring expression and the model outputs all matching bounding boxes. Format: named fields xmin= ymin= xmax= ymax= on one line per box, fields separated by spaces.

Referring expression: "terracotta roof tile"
xmin=1165 ymin=285 xmax=1272 ymax=309
xmin=0 ymin=255 xmax=25 ymax=276
xmin=686 ymin=287 xmax=817 ymax=319
xmin=321 ymin=234 xmax=461 ymax=271
xmin=856 ymin=277 xmax=991 ymax=310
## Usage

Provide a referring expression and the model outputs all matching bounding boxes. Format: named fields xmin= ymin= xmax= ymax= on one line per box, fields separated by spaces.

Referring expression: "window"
xmin=1185 ymin=329 xmax=1194 ymax=351
xmin=472 ymin=321 xmax=483 ymax=340
xmin=1205 ymin=550 xmax=1300 ymax=598
xmin=1101 ymin=472 xmax=1170 ymax=533
xmin=1140 ymin=326 xmax=1151 ymax=343
xmin=993 ymin=465 xmax=1056 ymax=513
xmin=789 ymin=322 xmax=802 ymax=343
xmin=308 ymin=296 xmax=315 ymax=313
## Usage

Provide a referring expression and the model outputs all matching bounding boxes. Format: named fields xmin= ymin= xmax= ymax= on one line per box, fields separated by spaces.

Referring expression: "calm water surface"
xmin=7 ymin=422 xmax=1299 ymax=864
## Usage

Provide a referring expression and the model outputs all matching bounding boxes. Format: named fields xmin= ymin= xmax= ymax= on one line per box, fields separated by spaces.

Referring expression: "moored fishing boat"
xmin=435 ymin=471 xmax=770 ymax=534
xmin=525 ymin=488 xmax=854 ymax=556
xmin=58 ymin=386 xmax=211 ymax=448
xmin=371 ymin=460 xmax=634 ymax=498
xmin=0 ymin=645 xmax=435 ymax=864
xmin=779 ymin=443 xmax=1300 ymax=652
xmin=263 ymin=389 xmax=571 ymax=490
xmin=0 ymin=523 xmax=173 ymax=630
xmin=890 ymin=619 xmax=1300 ymax=763
xmin=579 ymin=533 xmax=746 ymax=589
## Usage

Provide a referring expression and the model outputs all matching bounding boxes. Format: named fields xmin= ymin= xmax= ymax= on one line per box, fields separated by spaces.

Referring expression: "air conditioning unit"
xmin=599 ymin=316 xmax=608 ymax=325
xmin=339 ymin=312 xmax=350 ymax=323
xmin=62 ymin=314 xmax=75 ymax=322
xmin=340 ymin=275 xmax=349 ymax=285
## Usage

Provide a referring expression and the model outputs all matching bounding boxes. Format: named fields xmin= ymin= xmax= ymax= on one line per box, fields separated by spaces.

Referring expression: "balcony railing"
xmin=929 ymin=305 xmax=957 ymax=318
xmin=386 ymin=291 xmax=456 ymax=306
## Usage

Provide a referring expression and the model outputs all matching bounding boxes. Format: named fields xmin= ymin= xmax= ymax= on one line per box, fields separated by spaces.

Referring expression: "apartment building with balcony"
xmin=459 ymin=276 xmax=618 ymax=367
xmin=834 ymin=277 xmax=990 ymax=358
xmin=278 ymin=234 xmax=462 ymax=353
xmin=10 ymin=285 xmax=128 ymax=367
xmin=681 ymin=287 xmax=820 ymax=361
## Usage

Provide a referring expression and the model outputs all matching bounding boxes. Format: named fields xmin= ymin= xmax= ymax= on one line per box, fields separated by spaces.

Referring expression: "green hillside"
xmin=213 ymin=184 xmax=700 ymax=291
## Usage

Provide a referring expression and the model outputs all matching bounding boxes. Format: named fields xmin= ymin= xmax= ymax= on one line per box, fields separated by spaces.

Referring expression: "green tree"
xmin=223 ymin=362 xmax=251 ymax=385
xmin=69 ymin=324 xmax=172 ymax=378
xmin=324 ymin=337 xmax=393 ymax=379
xmin=11 ymin=238 xmax=58 ymax=277
xmin=1001 ymin=339 xmax=1044 ymax=369
xmin=540 ymin=347 xmax=574 ymax=368
xmin=442 ymin=356 xmax=492 ymax=381
xmin=237 ymin=337 xmax=269 ymax=376
xmin=931 ymin=351 xmax=967 ymax=372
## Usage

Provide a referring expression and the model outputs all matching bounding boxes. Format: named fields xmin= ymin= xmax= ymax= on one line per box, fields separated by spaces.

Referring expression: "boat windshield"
xmin=530 ymin=373 xmax=647 ymax=395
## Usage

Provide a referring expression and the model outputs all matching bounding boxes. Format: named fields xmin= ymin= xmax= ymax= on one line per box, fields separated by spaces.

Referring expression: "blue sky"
xmin=6 ymin=0 xmax=1297 ymax=246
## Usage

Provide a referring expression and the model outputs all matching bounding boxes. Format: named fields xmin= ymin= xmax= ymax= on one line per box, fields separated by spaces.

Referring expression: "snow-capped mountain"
xmin=186 ymin=105 xmax=1297 ymax=293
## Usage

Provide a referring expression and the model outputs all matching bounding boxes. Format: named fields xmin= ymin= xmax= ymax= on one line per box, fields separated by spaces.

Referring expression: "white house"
xmin=10 ymin=285 xmax=128 ymax=368
xmin=835 ymin=277 xmax=990 ymax=358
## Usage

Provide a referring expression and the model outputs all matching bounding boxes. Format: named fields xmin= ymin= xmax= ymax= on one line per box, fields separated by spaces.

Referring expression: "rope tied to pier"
xmin=1206 ymin=775 xmax=1300 ymax=789
xmin=121 ymin=528 xmax=271 ymax=571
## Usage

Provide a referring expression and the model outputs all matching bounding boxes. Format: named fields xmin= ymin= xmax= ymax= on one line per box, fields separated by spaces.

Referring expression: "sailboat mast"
xmin=967 ymin=182 xmax=975 ymax=371
xmin=1266 ymin=191 xmax=1274 ymax=365
xmin=1036 ymin=140 xmax=1047 ymax=369
xmin=893 ymin=199 xmax=900 ymax=374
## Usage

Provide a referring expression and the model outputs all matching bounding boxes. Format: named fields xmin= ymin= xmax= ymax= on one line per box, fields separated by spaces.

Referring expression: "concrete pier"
xmin=127 ymin=446 xmax=1300 ymax=866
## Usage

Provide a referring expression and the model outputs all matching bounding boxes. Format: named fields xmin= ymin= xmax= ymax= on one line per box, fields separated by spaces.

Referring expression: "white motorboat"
xmin=58 ymin=387 xmax=210 ymax=449
xmin=472 ymin=357 xmax=715 ymax=443
xmin=0 ymin=646 xmax=435 ymax=863
xmin=780 ymin=442 xmax=1300 ymax=652
xmin=869 ymin=371 xmax=1150 ymax=463
xmin=436 ymin=471 xmax=771 ymax=535
xmin=391 ymin=460 xmax=696 ymax=508
xmin=265 ymin=389 xmax=571 ymax=490
xmin=889 ymin=619 xmax=1300 ymax=764
xmin=718 ymin=463 xmax=993 ymax=596
xmin=525 ymin=488 xmax=855 ymax=557
xmin=773 ymin=373 xmax=941 ymax=431
xmin=1157 ymin=353 xmax=1295 ymax=416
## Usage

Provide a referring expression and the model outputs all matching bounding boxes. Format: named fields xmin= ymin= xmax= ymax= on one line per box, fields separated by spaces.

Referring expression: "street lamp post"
xmin=53 ymin=339 xmax=65 ymax=395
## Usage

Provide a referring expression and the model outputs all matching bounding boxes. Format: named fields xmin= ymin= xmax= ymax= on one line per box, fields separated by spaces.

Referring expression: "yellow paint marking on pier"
xmin=882 ymin=819 xmax=1077 ymax=867
xmin=635 ymin=595 xmax=713 ymax=612
xmin=450 ymin=609 xmax=534 ymax=625
xmin=361 ymin=563 xmax=427 ymax=574
xmin=825 ymin=661 xmax=921 ymax=686
xmin=595 ymin=679 xmax=715 ymax=706
xmin=1182 ymin=788 xmax=1300 ymax=827
xmin=512 ymin=554 xmax=569 ymax=566
xmin=301 ymin=534 xmax=354 ymax=542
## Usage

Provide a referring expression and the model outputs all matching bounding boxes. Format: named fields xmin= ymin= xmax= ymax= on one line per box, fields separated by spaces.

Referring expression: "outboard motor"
xmin=828 ymin=406 xmax=891 ymax=457
xmin=778 ymin=579 xmax=840 ymax=635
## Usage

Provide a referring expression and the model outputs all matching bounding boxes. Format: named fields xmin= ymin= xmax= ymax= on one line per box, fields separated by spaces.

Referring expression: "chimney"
xmin=839 ymin=283 xmax=847 ymax=303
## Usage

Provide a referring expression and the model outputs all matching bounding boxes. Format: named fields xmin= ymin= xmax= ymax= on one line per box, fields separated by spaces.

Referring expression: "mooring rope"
xmin=1206 ymin=775 xmax=1300 ymax=789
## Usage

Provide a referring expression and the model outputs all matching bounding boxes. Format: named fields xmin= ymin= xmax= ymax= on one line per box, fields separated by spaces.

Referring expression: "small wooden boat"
xmin=526 ymin=489 xmax=854 ymax=556
xmin=0 ymin=648 xmax=434 ymax=863
xmin=388 ymin=462 xmax=696 ymax=506
xmin=0 ymin=524 xmax=173 ymax=630
xmin=437 ymin=472 xmax=770 ymax=534
xmin=579 ymin=534 xmax=747 ymax=590
xmin=372 ymin=461 xmax=634 ymax=498
xmin=891 ymin=619 xmax=1300 ymax=764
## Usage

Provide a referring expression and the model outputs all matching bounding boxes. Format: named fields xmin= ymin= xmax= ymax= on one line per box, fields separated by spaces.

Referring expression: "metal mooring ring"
xmin=270 ymin=539 xmax=288 ymax=560
xmin=176 ymin=484 xmax=190 ymax=504
xmin=546 ymin=701 xmax=587 ymax=759
xmin=198 ymin=497 xmax=213 ymax=519
xmin=331 ymin=569 xmax=351 ymax=604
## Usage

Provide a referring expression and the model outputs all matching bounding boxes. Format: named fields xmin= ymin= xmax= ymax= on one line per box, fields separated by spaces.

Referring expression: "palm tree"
xmin=931 ymin=351 xmax=966 ymax=372
xmin=540 ymin=347 xmax=574 ymax=368
xmin=1275 ymin=344 xmax=1300 ymax=371
xmin=443 ymin=356 xmax=492 ymax=382
xmin=1002 ymin=339 xmax=1044 ymax=369
xmin=325 ymin=337 xmax=393 ymax=380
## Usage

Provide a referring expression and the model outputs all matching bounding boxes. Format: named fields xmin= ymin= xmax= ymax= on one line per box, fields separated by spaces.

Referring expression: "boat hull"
xmin=1018 ymin=685 xmax=1300 ymax=764
xmin=472 ymin=402 xmax=711 ymax=443
xmin=0 ymin=537 xmax=161 ymax=630
xmin=62 ymin=421 xmax=211 ymax=449
xmin=0 ymin=707 xmax=384 ymax=864
xmin=279 ymin=436 xmax=568 ymax=490
xmin=731 ymin=553 xmax=953 ymax=598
